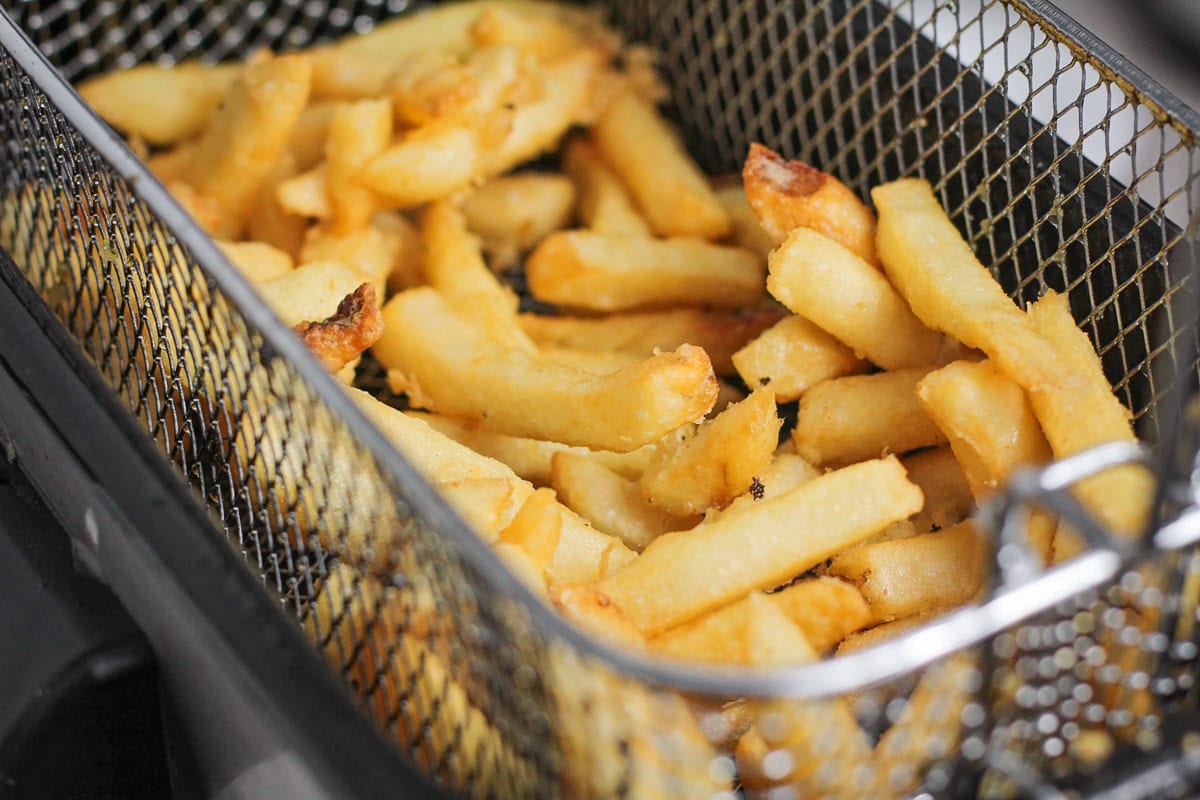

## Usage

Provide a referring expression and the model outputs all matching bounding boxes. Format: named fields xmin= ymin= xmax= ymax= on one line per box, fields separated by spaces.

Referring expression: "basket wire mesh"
xmin=1 ymin=0 xmax=1199 ymax=797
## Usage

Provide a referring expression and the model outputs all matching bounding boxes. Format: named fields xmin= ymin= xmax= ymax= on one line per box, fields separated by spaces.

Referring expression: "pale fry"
xmin=793 ymin=367 xmax=948 ymax=468
xmin=216 ymin=240 xmax=294 ymax=283
xmin=768 ymin=576 xmax=873 ymax=653
xmin=325 ymin=98 xmax=393 ymax=233
xmin=552 ymin=452 xmax=693 ymax=551
xmin=732 ymin=314 xmax=867 ymax=402
xmin=591 ymin=92 xmax=731 ymax=239
xmin=374 ymin=287 xmax=718 ymax=451
xmin=595 ymin=456 xmax=922 ymax=635
xmin=462 ymin=173 xmax=576 ymax=270
xmin=639 ymin=387 xmax=781 ymax=516
xmin=562 ymin=137 xmax=651 ymax=236
xmin=525 ymin=230 xmax=765 ymax=311
xmin=78 ymin=62 xmax=240 ymax=145
xmin=767 ymin=227 xmax=943 ymax=369
xmin=836 ymin=612 xmax=938 ymax=656
xmin=827 ymin=520 xmax=988 ymax=623
xmin=518 ymin=307 xmax=783 ymax=376
xmin=185 ymin=54 xmax=312 ymax=238
xmin=900 ymin=448 xmax=975 ymax=533
xmin=373 ymin=211 xmax=424 ymax=294
xmin=742 ymin=142 xmax=877 ymax=264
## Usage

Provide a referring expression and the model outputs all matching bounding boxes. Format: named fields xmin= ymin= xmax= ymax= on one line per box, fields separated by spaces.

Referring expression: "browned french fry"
xmin=596 ymin=456 xmax=922 ymax=635
xmin=793 ymin=367 xmax=948 ymax=467
xmin=184 ymin=54 xmax=312 ymax=238
xmin=551 ymin=584 xmax=645 ymax=649
xmin=325 ymin=98 xmax=392 ymax=233
xmin=591 ymin=92 xmax=731 ymax=240
xmin=732 ymin=314 xmax=867 ymax=402
xmin=216 ymin=240 xmax=294 ymax=283
xmin=518 ymin=307 xmax=783 ymax=376
xmin=650 ymin=592 xmax=816 ymax=665
xmin=827 ymin=520 xmax=988 ymax=623
xmin=639 ymin=387 xmax=781 ymax=516
xmin=562 ymin=136 xmax=651 ymax=236
xmin=375 ymin=288 xmax=718 ymax=451
xmin=767 ymin=227 xmax=943 ymax=369
xmin=742 ymin=142 xmax=877 ymax=264
xmin=900 ymin=448 xmax=975 ymax=533
xmin=551 ymin=452 xmax=694 ymax=551
xmin=496 ymin=487 xmax=562 ymax=570
xmin=462 ymin=173 xmax=575 ymax=270
xmin=768 ymin=576 xmax=873 ymax=653
xmin=78 ymin=62 xmax=240 ymax=145
xmin=526 ymin=230 xmax=765 ymax=311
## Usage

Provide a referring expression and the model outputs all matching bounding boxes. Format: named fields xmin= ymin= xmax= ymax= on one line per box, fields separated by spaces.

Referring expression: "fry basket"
xmin=0 ymin=0 xmax=1198 ymax=797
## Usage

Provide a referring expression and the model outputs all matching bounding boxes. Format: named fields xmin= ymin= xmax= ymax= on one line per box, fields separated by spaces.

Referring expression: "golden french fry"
xmin=596 ymin=456 xmax=922 ymax=635
xmin=732 ymin=314 xmax=867 ymax=402
xmin=373 ymin=211 xmax=424 ymax=294
xmin=385 ymin=48 xmax=481 ymax=126
xmin=836 ymin=612 xmax=939 ymax=656
xmin=767 ymin=227 xmax=943 ymax=369
xmin=518 ymin=307 xmax=783 ymax=376
xmin=469 ymin=4 xmax=619 ymax=61
xmin=793 ymin=367 xmax=948 ymax=467
xmin=550 ymin=584 xmax=646 ymax=649
xmin=900 ymin=447 xmax=975 ymax=533
xmin=496 ymin=487 xmax=562 ymax=570
xmin=551 ymin=451 xmax=693 ymax=551
xmin=78 ymin=62 xmax=240 ymax=145
xmin=650 ymin=592 xmax=816 ymax=665
xmin=591 ymin=92 xmax=731 ymax=239
xmin=216 ymin=240 xmax=294 ymax=283
xmin=375 ymin=287 xmax=718 ymax=451
xmin=288 ymin=101 xmax=337 ymax=170
xmin=185 ymin=54 xmax=312 ymax=238
xmin=540 ymin=346 xmax=640 ymax=374
xmin=300 ymin=223 xmax=396 ymax=299
xmin=276 ymin=163 xmax=332 ymax=219
xmin=437 ymin=477 xmax=526 ymax=542
xmin=462 ymin=173 xmax=575 ymax=270
xmin=247 ymin=153 xmax=307 ymax=258
xmin=1026 ymin=290 xmax=1152 ymax=538
xmin=146 ymin=142 xmax=198 ymax=183
xmin=562 ymin=136 xmax=651 ymax=236
xmin=715 ymin=452 xmax=820 ymax=519
xmin=492 ymin=541 xmax=549 ymax=596
xmin=768 ymin=576 xmax=873 ymax=653
xmin=361 ymin=123 xmax=480 ymax=207
xmin=325 ymin=99 xmax=392 ymax=233
xmin=165 ymin=180 xmax=224 ymax=233
xmin=639 ymin=387 xmax=781 ymax=516
xmin=526 ymin=230 xmax=765 ymax=311
xmin=742 ymin=142 xmax=877 ymax=265
xmin=827 ymin=520 xmax=988 ymax=623
xmin=714 ymin=180 xmax=776 ymax=261
xmin=257 ymin=260 xmax=365 ymax=327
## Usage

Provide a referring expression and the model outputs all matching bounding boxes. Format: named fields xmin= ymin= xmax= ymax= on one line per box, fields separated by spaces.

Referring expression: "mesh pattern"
xmin=1 ymin=0 xmax=1199 ymax=797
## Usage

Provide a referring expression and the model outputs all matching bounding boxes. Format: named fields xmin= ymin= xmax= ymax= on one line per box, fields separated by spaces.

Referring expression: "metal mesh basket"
xmin=1 ymin=0 xmax=1199 ymax=797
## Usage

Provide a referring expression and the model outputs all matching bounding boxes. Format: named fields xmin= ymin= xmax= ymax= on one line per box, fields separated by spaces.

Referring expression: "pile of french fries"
xmin=77 ymin=0 xmax=1154 ymax=793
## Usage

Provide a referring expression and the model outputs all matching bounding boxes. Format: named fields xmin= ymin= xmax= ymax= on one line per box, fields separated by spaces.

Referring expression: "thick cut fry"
xmin=650 ymin=592 xmax=815 ymax=665
xmin=732 ymin=314 xmax=867 ymax=402
xmin=361 ymin=123 xmax=481 ymax=208
xmin=639 ymin=388 xmax=781 ymax=516
xmin=900 ymin=448 xmax=975 ymax=533
xmin=411 ymin=411 xmax=657 ymax=485
xmin=596 ymin=456 xmax=922 ymax=635
xmin=836 ymin=613 xmax=938 ymax=655
xmin=591 ymin=92 xmax=731 ymax=239
xmin=526 ymin=230 xmax=765 ymax=311
xmin=185 ymin=54 xmax=312 ymax=238
xmin=78 ymin=62 xmax=240 ymax=145
xmin=1026 ymin=290 xmax=1151 ymax=538
xmin=374 ymin=211 xmax=424 ymax=293
xmin=375 ymin=288 xmax=718 ymax=451
xmin=768 ymin=576 xmax=873 ymax=653
xmin=767 ymin=227 xmax=943 ymax=369
xmin=742 ymin=143 xmax=877 ymax=264
xmin=326 ymin=98 xmax=393 ymax=233
xmin=276 ymin=164 xmax=332 ymax=220
xmin=519 ymin=307 xmax=783 ymax=376
xmin=301 ymin=223 xmax=395 ymax=298
xmin=827 ymin=520 xmax=988 ymax=623
xmin=216 ymin=240 xmax=294 ymax=283
xmin=714 ymin=181 xmax=776 ymax=261
xmin=551 ymin=585 xmax=645 ymax=649
xmin=872 ymin=178 xmax=1067 ymax=390
xmin=257 ymin=260 xmax=365 ymax=327
xmin=496 ymin=487 xmax=562 ymax=570
xmin=462 ymin=173 xmax=575 ymax=270
xmin=247 ymin=153 xmax=307 ymax=258
xmin=288 ymin=101 xmax=337 ymax=170
xmin=551 ymin=452 xmax=692 ymax=551
xmin=715 ymin=453 xmax=820 ymax=519
xmin=793 ymin=367 xmax=948 ymax=467
xmin=562 ymin=137 xmax=651 ymax=236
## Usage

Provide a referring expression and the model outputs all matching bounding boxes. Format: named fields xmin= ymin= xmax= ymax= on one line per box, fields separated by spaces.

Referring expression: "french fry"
xmin=732 ymin=314 xmax=867 ymax=402
xmin=742 ymin=142 xmax=877 ymax=264
xmin=836 ymin=612 xmax=939 ymax=656
xmin=373 ymin=211 xmax=424 ymax=293
xmin=78 ymin=62 xmax=240 ymax=145
xmin=300 ymin=222 xmax=397 ymax=298
xmin=650 ymin=592 xmax=816 ymax=665
xmin=462 ymin=173 xmax=575 ymax=270
xmin=827 ymin=520 xmax=988 ymax=623
xmin=216 ymin=240 xmax=294 ymax=283
xmin=714 ymin=180 xmax=776 ymax=262
xmin=562 ymin=136 xmax=651 ymax=236
xmin=288 ymin=101 xmax=338 ymax=170
xmin=247 ymin=153 xmax=307 ymax=258
xmin=496 ymin=487 xmax=562 ymax=570
xmin=767 ymin=227 xmax=943 ymax=369
xmin=518 ymin=307 xmax=783 ymax=376
xmin=257 ymin=260 xmax=366 ymax=326
xmin=550 ymin=584 xmax=646 ymax=649
xmin=900 ymin=448 xmax=975 ymax=533
xmin=361 ymin=122 xmax=480 ymax=208
xmin=540 ymin=346 xmax=640 ymax=374
xmin=639 ymin=387 xmax=781 ymax=516
xmin=184 ymin=54 xmax=312 ymax=238
xmin=469 ymin=4 xmax=620 ymax=61
xmin=793 ymin=367 xmax=948 ymax=467
xmin=493 ymin=541 xmax=549 ymax=596
xmin=375 ymin=287 xmax=718 ymax=451
xmin=146 ymin=142 xmax=198 ymax=183
xmin=596 ymin=456 xmax=922 ymax=635
xmin=325 ymin=98 xmax=393 ymax=233
xmin=591 ymin=92 xmax=731 ymax=240
xmin=526 ymin=230 xmax=765 ymax=311
xmin=715 ymin=452 xmax=820 ymax=518
xmin=276 ymin=164 xmax=332 ymax=220
xmin=768 ymin=576 xmax=873 ymax=653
